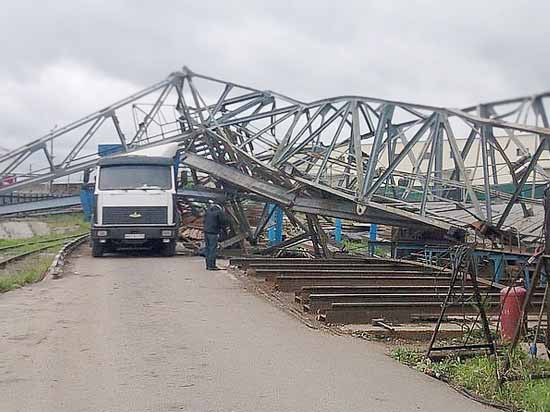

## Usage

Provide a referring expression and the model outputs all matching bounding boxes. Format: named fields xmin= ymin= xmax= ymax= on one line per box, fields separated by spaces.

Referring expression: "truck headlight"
xmin=161 ymin=230 xmax=173 ymax=237
xmin=96 ymin=230 xmax=108 ymax=237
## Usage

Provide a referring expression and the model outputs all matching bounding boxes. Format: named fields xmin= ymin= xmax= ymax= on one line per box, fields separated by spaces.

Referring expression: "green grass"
xmin=342 ymin=239 xmax=369 ymax=252
xmin=0 ymin=235 xmax=79 ymax=253
xmin=391 ymin=346 xmax=550 ymax=411
xmin=0 ymin=213 xmax=89 ymax=293
xmin=42 ymin=212 xmax=90 ymax=231
xmin=0 ymin=254 xmax=55 ymax=292
xmin=342 ymin=239 xmax=391 ymax=257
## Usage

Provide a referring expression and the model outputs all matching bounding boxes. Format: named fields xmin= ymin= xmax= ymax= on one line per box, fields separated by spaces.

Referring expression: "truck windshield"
xmin=99 ymin=165 xmax=172 ymax=190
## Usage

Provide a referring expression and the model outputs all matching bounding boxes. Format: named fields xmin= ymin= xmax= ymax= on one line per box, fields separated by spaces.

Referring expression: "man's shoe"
xmin=208 ymin=266 xmax=222 ymax=271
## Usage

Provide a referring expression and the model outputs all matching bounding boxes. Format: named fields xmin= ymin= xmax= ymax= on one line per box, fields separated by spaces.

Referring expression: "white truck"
xmin=90 ymin=153 xmax=179 ymax=257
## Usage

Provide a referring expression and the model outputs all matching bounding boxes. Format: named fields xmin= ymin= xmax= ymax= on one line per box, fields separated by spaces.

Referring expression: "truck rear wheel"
xmin=92 ymin=241 xmax=104 ymax=257
xmin=161 ymin=241 xmax=176 ymax=257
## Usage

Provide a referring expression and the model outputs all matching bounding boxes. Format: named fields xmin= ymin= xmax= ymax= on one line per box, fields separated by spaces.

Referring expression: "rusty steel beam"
xmin=275 ymin=275 xmax=454 ymax=293
xmin=322 ymin=299 xmax=545 ymax=324
xmin=306 ymin=292 xmax=502 ymax=314
xmin=296 ymin=285 xmax=485 ymax=304
xmin=254 ymin=269 xmax=435 ymax=282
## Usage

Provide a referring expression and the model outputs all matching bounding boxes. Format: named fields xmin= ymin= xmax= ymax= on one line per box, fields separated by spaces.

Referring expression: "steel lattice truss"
xmin=463 ymin=92 xmax=550 ymax=127
xmin=2 ymin=66 xmax=550 ymax=241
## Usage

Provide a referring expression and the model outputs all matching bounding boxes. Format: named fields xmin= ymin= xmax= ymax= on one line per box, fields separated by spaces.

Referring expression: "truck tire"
xmin=161 ymin=241 xmax=176 ymax=257
xmin=92 ymin=241 xmax=104 ymax=257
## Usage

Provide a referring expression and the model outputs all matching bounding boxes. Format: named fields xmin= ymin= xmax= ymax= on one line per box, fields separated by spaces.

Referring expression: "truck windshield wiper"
xmin=111 ymin=185 xmax=163 ymax=190
xmin=138 ymin=185 xmax=162 ymax=190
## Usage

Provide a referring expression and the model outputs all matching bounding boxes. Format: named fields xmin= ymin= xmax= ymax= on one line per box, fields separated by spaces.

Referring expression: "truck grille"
xmin=102 ymin=206 xmax=168 ymax=225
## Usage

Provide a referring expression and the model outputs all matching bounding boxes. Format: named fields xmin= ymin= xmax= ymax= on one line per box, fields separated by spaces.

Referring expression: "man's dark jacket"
xmin=204 ymin=205 xmax=226 ymax=234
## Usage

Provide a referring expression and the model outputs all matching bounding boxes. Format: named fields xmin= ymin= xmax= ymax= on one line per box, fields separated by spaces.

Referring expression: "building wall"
xmin=360 ymin=134 xmax=549 ymax=184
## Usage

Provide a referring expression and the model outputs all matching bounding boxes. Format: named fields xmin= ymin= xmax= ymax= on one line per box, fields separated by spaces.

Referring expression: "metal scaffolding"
xmin=1 ymin=66 xmax=550 ymax=242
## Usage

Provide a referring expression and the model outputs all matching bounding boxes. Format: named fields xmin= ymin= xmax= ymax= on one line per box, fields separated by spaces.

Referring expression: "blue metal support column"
xmin=369 ymin=223 xmax=378 ymax=241
xmin=473 ymin=251 xmax=506 ymax=283
xmin=334 ymin=218 xmax=342 ymax=243
xmin=267 ymin=204 xmax=283 ymax=246
xmin=368 ymin=223 xmax=378 ymax=256
xmin=79 ymin=187 xmax=94 ymax=222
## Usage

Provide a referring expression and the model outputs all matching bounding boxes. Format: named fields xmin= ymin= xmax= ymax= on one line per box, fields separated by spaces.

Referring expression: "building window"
xmin=516 ymin=148 xmax=522 ymax=156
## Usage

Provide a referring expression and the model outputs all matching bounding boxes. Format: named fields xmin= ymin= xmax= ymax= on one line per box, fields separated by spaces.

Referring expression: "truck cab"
xmin=91 ymin=155 xmax=179 ymax=257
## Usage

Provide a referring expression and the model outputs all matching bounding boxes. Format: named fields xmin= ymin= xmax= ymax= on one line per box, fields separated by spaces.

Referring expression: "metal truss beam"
xmin=2 ymin=66 xmax=550 ymax=242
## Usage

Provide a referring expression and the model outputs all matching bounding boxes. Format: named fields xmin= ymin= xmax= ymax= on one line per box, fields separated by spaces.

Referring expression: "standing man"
xmin=203 ymin=200 xmax=228 ymax=270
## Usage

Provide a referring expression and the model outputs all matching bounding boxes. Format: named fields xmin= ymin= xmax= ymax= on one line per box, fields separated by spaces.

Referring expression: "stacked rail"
xmin=231 ymin=256 xmax=545 ymax=325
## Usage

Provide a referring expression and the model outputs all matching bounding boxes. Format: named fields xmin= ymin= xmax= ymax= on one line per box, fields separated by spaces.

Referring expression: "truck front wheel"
xmin=92 ymin=241 xmax=104 ymax=257
xmin=161 ymin=241 xmax=176 ymax=257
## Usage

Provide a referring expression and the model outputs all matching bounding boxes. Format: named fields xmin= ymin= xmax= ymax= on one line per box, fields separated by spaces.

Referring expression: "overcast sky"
xmin=1 ymin=0 xmax=549 ymax=150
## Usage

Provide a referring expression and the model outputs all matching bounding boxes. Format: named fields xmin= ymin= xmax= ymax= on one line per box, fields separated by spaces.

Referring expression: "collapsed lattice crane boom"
xmin=1 ymin=66 xmax=550 ymax=241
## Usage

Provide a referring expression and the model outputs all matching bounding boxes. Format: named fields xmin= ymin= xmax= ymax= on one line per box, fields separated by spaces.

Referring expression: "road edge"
xmin=43 ymin=234 xmax=90 ymax=280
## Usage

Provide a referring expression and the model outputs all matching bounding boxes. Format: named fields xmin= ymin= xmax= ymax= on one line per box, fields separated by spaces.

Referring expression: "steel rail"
xmin=0 ymin=232 xmax=89 ymax=252
xmin=0 ymin=234 xmax=88 ymax=268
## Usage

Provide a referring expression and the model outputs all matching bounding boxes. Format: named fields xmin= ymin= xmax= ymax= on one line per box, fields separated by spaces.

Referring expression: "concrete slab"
xmin=0 ymin=220 xmax=50 ymax=239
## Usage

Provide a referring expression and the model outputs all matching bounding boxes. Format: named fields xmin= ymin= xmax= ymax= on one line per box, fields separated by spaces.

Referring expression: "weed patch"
xmin=391 ymin=346 xmax=550 ymax=411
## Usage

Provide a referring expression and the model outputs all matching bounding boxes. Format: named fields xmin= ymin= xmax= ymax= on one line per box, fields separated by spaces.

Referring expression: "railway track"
xmin=0 ymin=233 xmax=89 ymax=268
xmin=0 ymin=232 xmax=88 ymax=252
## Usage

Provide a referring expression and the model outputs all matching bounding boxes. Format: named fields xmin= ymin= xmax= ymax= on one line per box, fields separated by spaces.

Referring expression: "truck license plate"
xmin=124 ymin=233 xmax=145 ymax=240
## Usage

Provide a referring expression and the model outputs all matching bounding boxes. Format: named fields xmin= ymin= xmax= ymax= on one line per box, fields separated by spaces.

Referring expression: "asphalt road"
xmin=0 ymin=248 xmax=494 ymax=412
